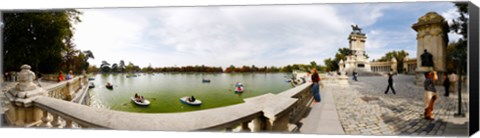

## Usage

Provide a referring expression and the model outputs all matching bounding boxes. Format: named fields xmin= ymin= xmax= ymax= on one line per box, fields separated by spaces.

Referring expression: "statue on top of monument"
xmin=420 ymin=49 xmax=434 ymax=67
xmin=351 ymin=24 xmax=362 ymax=34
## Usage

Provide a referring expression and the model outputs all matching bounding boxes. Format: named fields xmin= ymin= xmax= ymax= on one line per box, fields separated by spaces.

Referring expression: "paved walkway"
xmin=333 ymin=75 xmax=469 ymax=136
xmin=298 ymin=74 xmax=469 ymax=136
xmin=299 ymin=84 xmax=345 ymax=135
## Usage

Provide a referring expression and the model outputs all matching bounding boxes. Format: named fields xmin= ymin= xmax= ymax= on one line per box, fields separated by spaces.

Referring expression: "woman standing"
xmin=311 ymin=68 xmax=323 ymax=102
xmin=424 ymin=71 xmax=437 ymax=120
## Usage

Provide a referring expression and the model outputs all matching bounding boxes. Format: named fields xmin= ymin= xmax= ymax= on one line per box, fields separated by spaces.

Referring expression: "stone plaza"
xmin=299 ymin=74 xmax=469 ymax=136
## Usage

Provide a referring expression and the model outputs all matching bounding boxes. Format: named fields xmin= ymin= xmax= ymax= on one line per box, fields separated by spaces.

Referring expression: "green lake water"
xmin=88 ymin=73 xmax=292 ymax=113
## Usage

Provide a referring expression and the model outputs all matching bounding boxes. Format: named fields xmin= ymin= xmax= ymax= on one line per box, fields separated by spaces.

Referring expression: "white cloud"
xmin=72 ymin=3 xmax=455 ymax=68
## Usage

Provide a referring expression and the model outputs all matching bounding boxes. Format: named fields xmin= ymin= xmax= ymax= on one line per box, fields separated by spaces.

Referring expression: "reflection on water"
xmin=88 ymin=73 xmax=291 ymax=113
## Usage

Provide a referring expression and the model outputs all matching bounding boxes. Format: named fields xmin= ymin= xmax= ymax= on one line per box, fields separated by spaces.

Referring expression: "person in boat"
xmin=134 ymin=93 xmax=139 ymax=99
xmin=188 ymin=96 xmax=196 ymax=102
xmin=140 ymin=96 xmax=144 ymax=102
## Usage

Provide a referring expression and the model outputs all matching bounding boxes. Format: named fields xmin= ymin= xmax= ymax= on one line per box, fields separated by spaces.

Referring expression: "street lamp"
xmin=452 ymin=51 xmax=466 ymax=117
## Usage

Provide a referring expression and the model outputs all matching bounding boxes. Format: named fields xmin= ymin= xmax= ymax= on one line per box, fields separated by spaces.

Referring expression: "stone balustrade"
xmin=43 ymin=76 xmax=88 ymax=101
xmin=5 ymin=64 xmax=315 ymax=131
xmin=28 ymin=82 xmax=314 ymax=132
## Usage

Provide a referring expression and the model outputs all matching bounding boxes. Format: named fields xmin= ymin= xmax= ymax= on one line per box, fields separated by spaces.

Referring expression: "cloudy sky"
xmin=73 ymin=2 xmax=462 ymax=68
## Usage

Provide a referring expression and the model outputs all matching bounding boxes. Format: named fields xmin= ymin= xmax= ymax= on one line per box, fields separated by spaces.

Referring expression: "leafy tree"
xmin=377 ymin=50 xmax=409 ymax=73
xmin=100 ymin=60 xmax=111 ymax=73
xmin=119 ymin=60 xmax=126 ymax=72
xmin=3 ymin=11 xmax=82 ymax=73
xmin=447 ymin=2 xmax=468 ymax=74
xmin=324 ymin=48 xmax=351 ymax=71
xmin=111 ymin=63 xmax=119 ymax=72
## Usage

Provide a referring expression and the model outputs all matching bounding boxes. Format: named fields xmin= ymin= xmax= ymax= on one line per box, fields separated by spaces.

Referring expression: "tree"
xmin=119 ymin=60 xmax=126 ymax=72
xmin=324 ymin=48 xmax=351 ymax=71
xmin=111 ymin=63 xmax=119 ymax=73
xmin=377 ymin=50 xmax=409 ymax=73
xmin=100 ymin=60 xmax=111 ymax=73
xmin=82 ymin=50 xmax=95 ymax=72
xmin=448 ymin=2 xmax=468 ymax=117
xmin=3 ymin=11 xmax=82 ymax=73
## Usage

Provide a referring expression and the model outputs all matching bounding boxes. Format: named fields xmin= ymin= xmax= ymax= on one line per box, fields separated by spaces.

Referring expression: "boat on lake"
xmin=202 ymin=79 xmax=211 ymax=83
xmin=88 ymin=82 xmax=95 ymax=89
xmin=234 ymin=86 xmax=244 ymax=93
xmin=131 ymin=97 xmax=150 ymax=106
xmin=180 ymin=96 xmax=202 ymax=106
xmin=106 ymin=83 xmax=113 ymax=89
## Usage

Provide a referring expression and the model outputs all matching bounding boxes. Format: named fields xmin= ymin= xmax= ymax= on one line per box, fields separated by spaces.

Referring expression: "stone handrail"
xmin=43 ymin=76 xmax=88 ymax=101
xmin=33 ymin=96 xmax=264 ymax=130
xmin=29 ymin=82 xmax=314 ymax=132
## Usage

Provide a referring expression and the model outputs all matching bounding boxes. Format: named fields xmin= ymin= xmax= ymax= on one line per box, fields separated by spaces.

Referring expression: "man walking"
xmin=384 ymin=73 xmax=396 ymax=94
xmin=424 ymin=71 xmax=437 ymax=120
xmin=443 ymin=72 xmax=450 ymax=97
xmin=449 ymin=72 xmax=458 ymax=94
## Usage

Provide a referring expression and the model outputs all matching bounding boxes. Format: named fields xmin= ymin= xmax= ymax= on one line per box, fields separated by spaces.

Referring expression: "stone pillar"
xmin=4 ymin=65 xmax=48 ymax=126
xmin=391 ymin=58 xmax=398 ymax=73
xmin=412 ymin=12 xmax=449 ymax=85
xmin=403 ymin=57 xmax=409 ymax=73
xmin=339 ymin=60 xmax=345 ymax=73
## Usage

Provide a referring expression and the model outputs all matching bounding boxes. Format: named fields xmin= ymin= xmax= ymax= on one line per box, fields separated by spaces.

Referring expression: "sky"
xmin=72 ymin=2 xmax=462 ymax=68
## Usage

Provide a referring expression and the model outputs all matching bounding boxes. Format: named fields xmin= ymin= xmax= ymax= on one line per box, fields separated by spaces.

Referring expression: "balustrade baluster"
xmin=240 ymin=121 xmax=252 ymax=132
xmin=51 ymin=114 xmax=61 ymax=128
xmin=65 ymin=120 xmax=73 ymax=128
xmin=39 ymin=110 xmax=52 ymax=127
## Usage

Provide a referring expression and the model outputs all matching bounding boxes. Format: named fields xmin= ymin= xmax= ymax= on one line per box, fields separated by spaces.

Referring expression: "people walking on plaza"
xmin=448 ymin=72 xmax=458 ymax=94
xmin=443 ymin=72 xmax=450 ymax=97
xmin=352 ymin=71 xmax=358 ymax=81
xmin=384 ymin=73 xmax=396 ymax=94
xmin=311 ymin=68 xmax=323 ymax=103
xmin=423 ymin=71 xmax=437 ymax=120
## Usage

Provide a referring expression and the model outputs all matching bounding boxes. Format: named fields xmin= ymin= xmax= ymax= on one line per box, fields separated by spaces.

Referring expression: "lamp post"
xmin=452 ymin=51 xmax=465 ymax=117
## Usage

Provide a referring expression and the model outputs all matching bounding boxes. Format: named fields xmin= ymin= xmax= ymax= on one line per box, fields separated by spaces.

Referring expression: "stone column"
xmin=391 ymin=58 xmax=398 ymax=73
xmin=412 ymin=12 xmax=449 ymax=85
xmin=4 ymin=65 xmax=48 ymax=126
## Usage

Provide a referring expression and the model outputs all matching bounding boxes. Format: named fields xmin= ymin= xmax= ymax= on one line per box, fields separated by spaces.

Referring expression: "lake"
xmin=88 ymin=73 xmax=292 ymax=113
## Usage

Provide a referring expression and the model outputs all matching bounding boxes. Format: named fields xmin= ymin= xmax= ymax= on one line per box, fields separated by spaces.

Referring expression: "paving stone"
xmin=329 ymin=75 xmax=469 ymax=136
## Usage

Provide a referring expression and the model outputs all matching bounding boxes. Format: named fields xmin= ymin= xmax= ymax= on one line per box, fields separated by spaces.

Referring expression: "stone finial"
xmin=391 ymin=58 xmax=397 ymax=63
xmin=339 ymin=60 xmax=344 ymax=64
xmin=15 ymin=64 xmax=38 ymax=91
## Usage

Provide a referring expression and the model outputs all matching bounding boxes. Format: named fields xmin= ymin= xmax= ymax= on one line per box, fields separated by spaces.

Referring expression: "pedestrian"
xmin=36 ymin=71 xmax=43 ymax=87
xmin=66 ymin=70 xmax=73 ymax=80
xmin=449 ymin=72 xmax=457 ymax=94
xmin=443 ymin=72 xmax=450 ymax=97
xmin=311 ymin=68 xmax=323 ymax=103
xmin=424 ymin=71 xmax=437 ymax=120
xmin=352 ymin=71 xmax=358 ymax=81
xmin=384 ymin=73 xmax=396 ymax=94
xmin=58 ymin=71 xmax=65 ymax=82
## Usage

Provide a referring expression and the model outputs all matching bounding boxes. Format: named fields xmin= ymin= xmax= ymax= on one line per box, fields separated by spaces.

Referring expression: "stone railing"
xmin=370 ymin=61 xmax=395 ymax=73
xmin=28 ymin=83 xmax=314 ymax=132
xmin=5 ymin=64 xmax=314 ymax=131
xmin=43 ymin=76 xmax=88 ymax=101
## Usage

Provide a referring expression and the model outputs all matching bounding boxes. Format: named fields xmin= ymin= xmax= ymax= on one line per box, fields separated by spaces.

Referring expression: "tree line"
xmin=89 ymin=61 xmax=325 ymax=73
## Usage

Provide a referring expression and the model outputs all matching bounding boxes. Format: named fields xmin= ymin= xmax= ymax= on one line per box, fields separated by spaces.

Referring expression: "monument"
xmin=342 ymin=24 xmax=371 ymax=74
xmin=412 ymin=12 xmax=449 ymax=85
